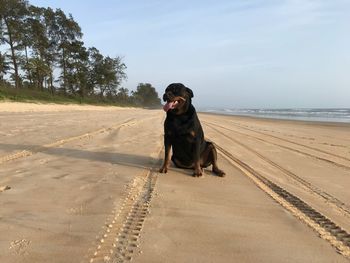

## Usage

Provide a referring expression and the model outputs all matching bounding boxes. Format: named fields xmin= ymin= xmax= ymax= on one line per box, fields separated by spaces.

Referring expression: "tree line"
xmin=0 ymin=0 xmax=161 ymax=107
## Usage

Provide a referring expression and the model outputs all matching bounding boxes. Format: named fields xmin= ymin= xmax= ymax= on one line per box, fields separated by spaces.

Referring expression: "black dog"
xmin=159 ymin=83 xmax=225 ymax=177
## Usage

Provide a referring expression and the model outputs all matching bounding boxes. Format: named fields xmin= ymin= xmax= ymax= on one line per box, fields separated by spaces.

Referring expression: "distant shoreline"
xmin=198 ymin=108 xmax=350 ymax=124
xmin=198 ymin=110 xmax=350 ymax=127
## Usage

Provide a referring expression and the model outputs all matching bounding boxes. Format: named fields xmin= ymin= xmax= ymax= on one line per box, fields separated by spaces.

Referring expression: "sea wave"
xmin=199 ymin=108 xmax=350 ymax=123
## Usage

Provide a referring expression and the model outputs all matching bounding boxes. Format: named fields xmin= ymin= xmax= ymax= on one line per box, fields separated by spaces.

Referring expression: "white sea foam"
xmin=199 ymin=108 xmax=350 ymax=123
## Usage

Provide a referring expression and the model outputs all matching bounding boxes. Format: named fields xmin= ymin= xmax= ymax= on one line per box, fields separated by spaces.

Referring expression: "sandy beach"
xmin=0 ymin=102 xmax=349 ymax=263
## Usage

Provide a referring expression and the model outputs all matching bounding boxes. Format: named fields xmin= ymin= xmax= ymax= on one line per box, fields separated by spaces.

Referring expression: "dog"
xmin=159 ymin=83 xmax=225 ymax=177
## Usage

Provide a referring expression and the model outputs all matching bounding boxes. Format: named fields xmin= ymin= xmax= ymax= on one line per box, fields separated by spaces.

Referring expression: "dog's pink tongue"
xmin=163 ymin=101 xmax=178 ymax=112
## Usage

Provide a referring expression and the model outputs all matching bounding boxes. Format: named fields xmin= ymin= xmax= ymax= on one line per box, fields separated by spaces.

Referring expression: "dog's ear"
xmin=186 ymin=87 xmax=194 ymax=98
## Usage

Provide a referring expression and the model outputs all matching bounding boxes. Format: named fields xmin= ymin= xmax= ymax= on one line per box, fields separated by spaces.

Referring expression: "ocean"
xmin=199 ymin=108 xmax=350 ymax=123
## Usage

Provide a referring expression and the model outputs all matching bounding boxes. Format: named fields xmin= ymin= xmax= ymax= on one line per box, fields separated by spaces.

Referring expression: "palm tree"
xmin=27 ymin=56 xmax=50 ymax=90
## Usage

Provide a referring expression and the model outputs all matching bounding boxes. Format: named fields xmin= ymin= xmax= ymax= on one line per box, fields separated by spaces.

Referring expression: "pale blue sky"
xmin=30 ymin=0 xmax=350 ymax=108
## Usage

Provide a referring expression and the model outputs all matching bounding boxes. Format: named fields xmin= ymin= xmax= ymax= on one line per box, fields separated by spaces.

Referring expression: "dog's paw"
xmin=213 ymin=168 xmax=225 ymax=177
xmin=159 ymin=166 xmax=168 ymax=173
xmin=193 ymin=168 xmax=203 ymax=177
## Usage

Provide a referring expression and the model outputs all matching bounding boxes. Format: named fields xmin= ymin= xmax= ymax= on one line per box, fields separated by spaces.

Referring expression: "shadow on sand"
xmin=0 ymin=143 xmax=160 ymax=170
xmin=0 ymin=143 xmax=205 ymax=176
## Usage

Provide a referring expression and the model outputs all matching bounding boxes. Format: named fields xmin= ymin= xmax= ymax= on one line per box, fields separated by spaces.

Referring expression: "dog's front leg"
xmin=159 ymin=136 xmax=171 ymax=173
xmin=193 ymin=138 xmax=202 ymax=177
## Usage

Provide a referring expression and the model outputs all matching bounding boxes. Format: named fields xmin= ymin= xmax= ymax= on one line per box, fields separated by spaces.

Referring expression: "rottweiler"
xmin=159 ymin=83 xmax=225 ymax=177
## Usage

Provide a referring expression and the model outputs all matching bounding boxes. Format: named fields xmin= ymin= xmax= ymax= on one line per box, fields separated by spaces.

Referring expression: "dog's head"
xmin=162 ymin=83 xmax=194 ymax=115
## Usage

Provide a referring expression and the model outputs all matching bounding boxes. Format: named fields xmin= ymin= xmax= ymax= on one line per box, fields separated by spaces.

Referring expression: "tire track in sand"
xmin=214 ymin=143 xmax=350 ymax=259
xmin=231 ymin=122 xmax=350 ymax=165
xmin=0 ymin=118 xmax=138 ymax=165
xmin=203 ymin=121 xmax=350 ymax=171
xmin=86 ymin=146 xmax=162 ymax=263
xmin=204 ymin=122 xmax=350 ymax=218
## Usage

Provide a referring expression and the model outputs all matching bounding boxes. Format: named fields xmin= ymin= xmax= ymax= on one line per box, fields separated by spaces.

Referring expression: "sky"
xmin=29 ymin=0 xmax=350 ymax=109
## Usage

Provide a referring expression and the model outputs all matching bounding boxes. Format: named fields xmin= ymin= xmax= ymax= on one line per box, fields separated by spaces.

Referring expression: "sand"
xmin=0 ymin=102 xmax=349 ymax=262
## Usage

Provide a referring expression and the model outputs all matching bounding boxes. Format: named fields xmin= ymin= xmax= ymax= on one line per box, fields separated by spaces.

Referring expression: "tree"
xmin=132 ymin=83 xmax=161 ymax=107
xmin=22 ymin=6 xmax=49 ymax=89
xmin=0 ymin=51 xmax=10 ymax=81
xmin=26 ymin=56 xmax=50 ymax=90
xmin=43 ymin=7 xmax=62 ymax=93
xmin=117 ymin=87 xmax=129 ymax=100
xmin=88 ymin=47 xmax=127 ymax=98
xmin=0 ymin=1 xmax=130 ymax=104
xmin=87 ymin=47 xmax=104 ymax=95
xmin=101 ymin=56 xmax=127 ymax=97
xmin=0 ymin=0 xmax=29 ymax=88
xmin=54 ymin=9 xmax=83 ymax=93
xmin=64 ymin=40 xmax=89 ymax=96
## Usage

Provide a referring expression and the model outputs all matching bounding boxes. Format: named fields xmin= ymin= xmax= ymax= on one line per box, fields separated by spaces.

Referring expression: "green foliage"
xmin=132 ymin=83 xmax=161 ymax=108
xmin=0 ymin=1 xmax=161 ymax=107
xmin=0 ymin=83 xmax=131 ymax=106
xmin=0 ymin=51 xmax=10 ymax=78
xmin=0 ymin=0 xmax=29 ymax=88
xmin=88 ymin=47 xmax=127 ymax=97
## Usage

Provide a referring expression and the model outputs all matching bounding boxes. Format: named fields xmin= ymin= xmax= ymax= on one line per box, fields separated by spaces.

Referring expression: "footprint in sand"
xmin=9 ymin=239 xmax=31 ymax=255
xmin=0 ymin=185 xmax=11 ymax=192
